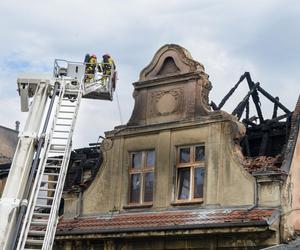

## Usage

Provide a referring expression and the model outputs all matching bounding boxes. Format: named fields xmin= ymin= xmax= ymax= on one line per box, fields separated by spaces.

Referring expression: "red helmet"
xmin=91 ymin=54 xmax=97 ymax=58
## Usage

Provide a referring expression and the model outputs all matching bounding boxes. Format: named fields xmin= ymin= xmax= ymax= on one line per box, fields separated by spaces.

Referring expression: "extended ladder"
xmin=17 ymin=80 xmax=82 ymax=250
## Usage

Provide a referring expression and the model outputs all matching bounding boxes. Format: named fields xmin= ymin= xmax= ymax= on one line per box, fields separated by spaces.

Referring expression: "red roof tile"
xmin=243 ymin=155 xmax=284 ymax=173
xmin=57 ymin=208 xmax=275 ymax=235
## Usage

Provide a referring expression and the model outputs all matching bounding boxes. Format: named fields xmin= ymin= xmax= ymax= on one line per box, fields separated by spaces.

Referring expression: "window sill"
xmin=171 ymin=200 xmax=204 ymax=206
xmin=123 ymin=203 xmax=153 ymax=209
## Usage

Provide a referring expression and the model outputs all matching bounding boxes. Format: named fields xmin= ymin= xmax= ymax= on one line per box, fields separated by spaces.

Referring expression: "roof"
xmin=57 ymin=208 xmax=276 ymax=235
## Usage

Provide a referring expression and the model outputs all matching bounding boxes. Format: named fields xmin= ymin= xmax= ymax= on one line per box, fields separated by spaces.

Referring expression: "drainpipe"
xmin=76 ymin=188 xmax=83 ymax=217
xmin=248 ymin=176 xmax=258 ymax=210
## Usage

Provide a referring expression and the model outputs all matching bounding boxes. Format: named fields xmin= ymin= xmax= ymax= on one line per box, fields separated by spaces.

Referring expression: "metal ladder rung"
xmin=45 ymin=165 xmax=61 ymax=169
xmin=64 ymin=89 xmax=80 ymax=94
xmin=52 ymin=136 xmax=68 ymax=139
xmin=51 ymin=143 xmax=66 ymax=146
xmin=47 ymin=157 xmax=63 ymax=161
xmin=49 ymin=147 xmax=66 ymax=151
xmin=39 ymin=188 xmax=56 ymax=192
xmin=26 ymin=239 xmax=44 ymax=245
xmin=49 ymin=147 xmax=65 ymax=152
xmin=58 ymin=110 xmax=75 ymax=114
xmin=28 ymin=230 xmax=46 ymax=236
xmin=31 ymin=219 xmax=48 ymax=226
xmin=53 ymin=130 xmax=70 ymax=133
xmin=44 ymin=180 xmax=58 ymax=184
xmin=37 ymin=196 xmax=54 ymax=200
xmin=57 ymin=117 xmax=73 ymax=120
xmin=43 ymin=172 xmax=60 ymax=176
xmin=61 ymin=104 xmax=76 ymax=107
xmin=55 ymin=123 xmax=71 ymax=126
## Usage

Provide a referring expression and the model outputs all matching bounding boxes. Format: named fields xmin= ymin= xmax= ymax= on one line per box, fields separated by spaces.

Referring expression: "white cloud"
xmin=0 ymin=0 xmax=298 ymax=148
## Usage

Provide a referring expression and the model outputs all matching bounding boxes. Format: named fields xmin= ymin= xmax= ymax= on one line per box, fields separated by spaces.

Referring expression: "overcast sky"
xmin=0 ymin=0 xmax=299 ymax=148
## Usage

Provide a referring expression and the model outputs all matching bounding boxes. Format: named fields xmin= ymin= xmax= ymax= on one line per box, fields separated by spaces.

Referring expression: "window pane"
xmin=179 ymin=148 xmax=190 ymax=163
xmin=194 ymin=167 xmax=205 ymax=198
xmin=177 ymin=168 xmax=190 ymax=200
xmin=195 ymin=146 xmax=205 ymax=161
xmin=130 ymin=174 xmax=141 ymax=203
xmin=144 ymin=172 xmax=154 ymax=202
xmin=146 ymin=150 xmax=155 ymax=168
xmin=132 ymin=152 xmax=142 ymax=169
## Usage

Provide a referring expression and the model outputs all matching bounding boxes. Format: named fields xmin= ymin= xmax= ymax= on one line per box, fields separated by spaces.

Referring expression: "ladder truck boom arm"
xmin=0 ymin=77 xmax=54 ymax=250
xmin=0 ymin=60 xmax=116 ymax=250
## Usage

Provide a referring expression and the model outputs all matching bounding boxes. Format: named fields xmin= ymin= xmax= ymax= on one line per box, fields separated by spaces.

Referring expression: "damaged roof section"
xmin=40 ymin=145 xmax=103 ymax=194
xmin=211 ymin=72 xmax=300 ymax=175
xmin=63 ymin=146 xmax=103 ymax=192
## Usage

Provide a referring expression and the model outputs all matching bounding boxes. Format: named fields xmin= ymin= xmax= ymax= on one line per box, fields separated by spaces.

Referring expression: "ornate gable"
xmin=128 ymin=44 xmax=212 ymax=126
xmin=139 ymin=44 xmax=205 ymax=81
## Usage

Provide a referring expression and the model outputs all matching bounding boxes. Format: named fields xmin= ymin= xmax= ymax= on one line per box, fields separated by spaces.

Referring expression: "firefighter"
xmin=101 ymin=54 xmax=116 ymax=77
xmin=85 ymin=54 xmax=97 ymax=83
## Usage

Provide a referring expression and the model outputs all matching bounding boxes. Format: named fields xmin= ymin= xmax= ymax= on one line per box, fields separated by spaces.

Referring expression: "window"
xmin=129 ymin=150 xmax=155 ymax=204
xmin=176 ymin=145 xmax=205 ymax=202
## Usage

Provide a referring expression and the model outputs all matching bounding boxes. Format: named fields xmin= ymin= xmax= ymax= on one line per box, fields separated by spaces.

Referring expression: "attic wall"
xmin=76 ymin=119 xmax=254 ymax=216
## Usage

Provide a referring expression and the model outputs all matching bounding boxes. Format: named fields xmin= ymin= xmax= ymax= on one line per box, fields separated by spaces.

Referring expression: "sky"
xmin=0 ymin=0 xmax=299 ymax=148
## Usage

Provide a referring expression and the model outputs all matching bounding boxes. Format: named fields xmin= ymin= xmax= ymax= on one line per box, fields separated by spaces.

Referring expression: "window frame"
xmin=175 ymin=144 xmax=205 ymax=203
xmin=128 ymin=150 xmax=155 ymax=205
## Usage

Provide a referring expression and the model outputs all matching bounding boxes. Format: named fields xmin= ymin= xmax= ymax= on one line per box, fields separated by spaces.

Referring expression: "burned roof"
xmin=63 ymin=146 xmax=103 ymax=192
xmin=212 ymin=73 xmax=300 ymax=175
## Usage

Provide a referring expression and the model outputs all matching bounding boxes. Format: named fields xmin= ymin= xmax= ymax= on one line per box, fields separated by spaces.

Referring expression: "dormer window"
xmin=129 ymin=150 xmax=155 ymax=204
xmin=176 ymin=145 xmax=205 ymax=202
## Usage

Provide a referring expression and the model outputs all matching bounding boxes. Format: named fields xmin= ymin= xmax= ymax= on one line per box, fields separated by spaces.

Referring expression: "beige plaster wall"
xmin=72 ymin=119 xmax=254 ymax=216
xmin=257 ymin=180 xmax=281 ymax=207
xmin=283 ymin=131 xmax=300 ymax=238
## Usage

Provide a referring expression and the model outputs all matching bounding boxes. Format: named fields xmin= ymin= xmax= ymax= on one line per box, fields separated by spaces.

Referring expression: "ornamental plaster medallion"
xmin=157 ymin=93 xmax=177 ymax=115
xmin=150 ymin=88 xmax=183 ymax=116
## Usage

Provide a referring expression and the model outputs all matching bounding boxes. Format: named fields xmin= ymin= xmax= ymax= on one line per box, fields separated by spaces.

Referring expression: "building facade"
xmin=53 ymin=44 xmax=300 ymax=249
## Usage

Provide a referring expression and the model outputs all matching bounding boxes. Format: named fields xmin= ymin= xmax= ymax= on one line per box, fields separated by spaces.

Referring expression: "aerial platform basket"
xmin=53 ymin=59 xmax=116 ymax=101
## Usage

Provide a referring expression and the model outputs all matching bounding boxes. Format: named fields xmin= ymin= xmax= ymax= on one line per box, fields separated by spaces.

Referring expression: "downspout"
xmin=76 ymin=188 xmax=83 ymax=217
xmin=248 ymin=176 xmax=258 ymax=210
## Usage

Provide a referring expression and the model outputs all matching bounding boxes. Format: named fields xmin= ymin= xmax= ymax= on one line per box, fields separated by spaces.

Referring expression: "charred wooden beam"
xmin=267 ymin=113 xmax=288 ymax=123
xmin=272 ymin=97 xmax=279 ymax=119
xmin=242 ymin=135 xmax=251 ymax=156
xmin=242 ymin=119 xmax=257 ymax=127
xmin=259 ymin=128 xmax=270 ymax=156
xmin=217 ymin=73 xmax=246 ymax=109
xmin=244 ymin=72 xmax=264 ymax=124
xmin=232 ymin=82 xmax=260 ymax=120
xmin=210 ymin=101 xmax=219 ymax=111
xmin=245 ymin=100 xmax=250 ymax=121
xmin=257 ymin=85 xmax=291 ymax=114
